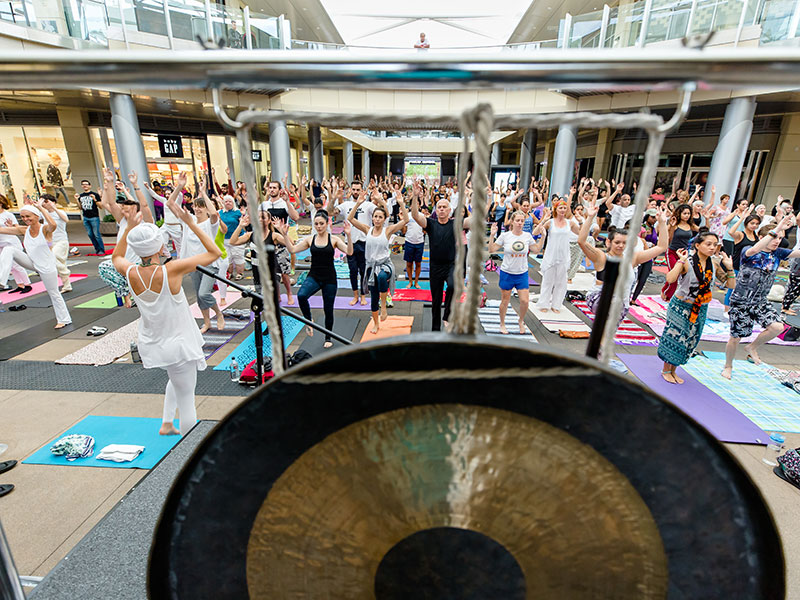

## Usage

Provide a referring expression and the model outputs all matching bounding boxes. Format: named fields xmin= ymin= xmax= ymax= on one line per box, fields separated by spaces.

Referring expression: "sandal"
xmin=8 ymin=304 xmax=26 ymax=312
xmin=0 ymin=460 xmax=17 ymax=476
xmin=0 ymin=484 xmax=13 ymax=498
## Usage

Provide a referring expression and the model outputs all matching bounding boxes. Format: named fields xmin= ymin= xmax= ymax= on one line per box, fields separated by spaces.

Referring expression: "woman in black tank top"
xmin=662 ymin=204 xmax=697 ymax=301
xmin=282 ymin=210 xmax=353 ymax=347
xmin=724 ymin=211 xmax=762 ymax=306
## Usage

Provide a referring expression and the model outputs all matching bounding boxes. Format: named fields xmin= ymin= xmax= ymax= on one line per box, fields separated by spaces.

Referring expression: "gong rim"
xmin=148 ymin=334 xmax=785 ymax=599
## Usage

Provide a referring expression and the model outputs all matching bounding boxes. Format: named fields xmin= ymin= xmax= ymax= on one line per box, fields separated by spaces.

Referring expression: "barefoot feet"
xmin=159 ymin=423 xmax=180 ymax=435
xmin=370 ymin=322 xmax=379 ymax=334
xmin=721 ymin=367 xmax=732 ymax=380
xmin=349 ymin=295 xmax=359 ymax=306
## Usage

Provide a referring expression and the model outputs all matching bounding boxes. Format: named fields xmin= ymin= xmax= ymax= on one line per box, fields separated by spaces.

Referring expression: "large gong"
xmin=148 ymin=335 xmax=783 ymax=599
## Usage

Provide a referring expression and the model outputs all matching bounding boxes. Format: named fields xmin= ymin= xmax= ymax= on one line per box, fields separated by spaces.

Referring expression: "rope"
xmin=234 ymin=109 xmax=665 ymax=133
xmin=452 ymin=103 xmax=493 ymax=334
xmin=236 ymin=126 xmax=285 ymax=375
xmin=283 ymin=366 xmax=594 ymax=385
xmin=598 ymin=129 xmax=666 ymax=363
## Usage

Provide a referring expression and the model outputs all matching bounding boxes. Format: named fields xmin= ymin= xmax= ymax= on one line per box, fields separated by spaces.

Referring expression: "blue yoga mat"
xmin=23 ymin=415 xmax=185 ymax=469
xmin=215 ymin=315 xmax=304 ymax=371
xmin=396 ymin=281 xmax=431 ymax=290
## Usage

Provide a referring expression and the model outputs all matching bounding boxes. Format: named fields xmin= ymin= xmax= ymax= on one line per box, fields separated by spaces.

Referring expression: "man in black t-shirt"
xmin=76 ymin=179 xmax=105 ymax=255
xmin=411 ymin=183 xmax=472 ymax=331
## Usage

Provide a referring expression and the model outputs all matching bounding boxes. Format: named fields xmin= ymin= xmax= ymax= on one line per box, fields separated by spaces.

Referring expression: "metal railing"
xmin=1 ymin=0 xmax=799 ymax=51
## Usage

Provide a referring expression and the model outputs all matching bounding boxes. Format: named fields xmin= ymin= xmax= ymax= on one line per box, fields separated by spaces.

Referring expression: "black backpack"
xmin=288 ymin=349 xmax=313 ymax=367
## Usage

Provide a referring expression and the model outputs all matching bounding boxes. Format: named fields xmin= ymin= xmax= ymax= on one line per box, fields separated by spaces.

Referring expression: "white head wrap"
xmin=20 ymin=205 xmax=43 ymax=222
xmin=126 ymin=222 xmax=164 ymax=257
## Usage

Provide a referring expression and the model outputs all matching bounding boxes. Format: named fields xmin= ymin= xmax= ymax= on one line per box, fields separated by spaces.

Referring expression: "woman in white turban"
xmin=0 ymin=201 xmax=71 ymax=328
xmin=112 ymin=205 xmax=221 ymax=436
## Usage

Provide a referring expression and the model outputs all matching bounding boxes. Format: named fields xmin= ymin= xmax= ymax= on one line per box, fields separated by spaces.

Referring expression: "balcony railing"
xmin=1 ymin=0 xmax=799 ymax=51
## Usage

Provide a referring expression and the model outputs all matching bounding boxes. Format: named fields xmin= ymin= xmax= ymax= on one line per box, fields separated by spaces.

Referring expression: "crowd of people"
xmin=1 ymin=162 xmax=797 ymax=435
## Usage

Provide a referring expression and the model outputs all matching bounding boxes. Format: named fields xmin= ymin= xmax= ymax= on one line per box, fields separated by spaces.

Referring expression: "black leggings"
xmin=429 ymin=262 xmax=454 ymax=331
xmin=784 ymin=272 xmax=800 ymax=310
xmin=348 ymin=240 xmax=366 ymax=292
xmin=298 ymin=275 xmax=337 ymax=341
xmin=630 ymin=260 xmax=652 ymax=304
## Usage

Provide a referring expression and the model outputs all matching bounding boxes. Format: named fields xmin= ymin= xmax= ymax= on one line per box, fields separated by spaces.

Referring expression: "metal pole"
xmin=109 ymin=93 xmax=152 ymax=213
xmin=203 ymin=0 xmax=213 ymax=41
xmin=788 ymin=0 xmax=800 ymax=40
xmin=224 ymin=135 xmax=236 ymax=184
xmin=0 ymin=520 xmax=25 ymax=600
xmin=599 ymin=4 xmax=610 ymax=48
xmin=639 ymin=0 xmax=654 ymax=47
xmin=685 ymin=0 xmax=699 ymax=36
xmin=243 ymin=5 xmax=252 ymax=50
xmin=561 ymin=13 xmax=573 ymax=48
xmin=734 ymin=0 xmax=750 ymax=47
xmin=163 ymin=0 xmax=174 ymax=50
xmin=117 ymin=0 xmax=130 ymax=50
xmin=585 ymin=259 xmax=619 ymax=358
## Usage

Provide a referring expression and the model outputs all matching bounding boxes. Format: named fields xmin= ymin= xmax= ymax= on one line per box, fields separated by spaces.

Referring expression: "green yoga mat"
xmin=76 ymin=292 xmax=120 ymax=309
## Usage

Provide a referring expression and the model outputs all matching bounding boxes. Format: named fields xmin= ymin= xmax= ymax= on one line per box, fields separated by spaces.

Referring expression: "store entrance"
xmin=144 ymin=135 xmax=208 ymax=189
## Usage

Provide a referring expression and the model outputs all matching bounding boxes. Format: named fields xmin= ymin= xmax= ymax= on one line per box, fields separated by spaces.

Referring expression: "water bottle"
xmin=130 ymin=341 xmax=141 ymax=363
xmin=762 ymin=433 xmax=785 ymax=466
xmin=230 ymin=357 xmax=239 ymax=382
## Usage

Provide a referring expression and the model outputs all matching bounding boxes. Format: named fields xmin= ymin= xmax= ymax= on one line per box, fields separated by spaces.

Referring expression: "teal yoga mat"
xmin=395 ymin=281 xmax=431 ymax=290
xmin=23 ymin=415 xmax=185 ymax=469
xmin=214 ymin=315 xmax=305 ymax=371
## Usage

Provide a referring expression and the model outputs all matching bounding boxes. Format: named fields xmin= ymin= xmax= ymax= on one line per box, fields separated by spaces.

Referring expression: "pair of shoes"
xmin=8 ymin=304 xmax=26 ymax=311
xmin=61 ymin=286 xmax=72 ymax=293
xmin=386 ymin=297 xmax=394 ymax=308
xmin=0 ymin=460 xmax=17 ymax=497
xmin=8 ymin=285 xmax=32 ymax=294
xmin=86 ymin=326 xmax=108 ymax=336
xmin=234 ymin=274 xmax=244 ymax=280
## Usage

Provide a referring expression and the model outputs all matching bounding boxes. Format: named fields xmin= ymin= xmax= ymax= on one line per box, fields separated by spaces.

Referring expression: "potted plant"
xmin=100 ymin=214 xmax=117 ymax=236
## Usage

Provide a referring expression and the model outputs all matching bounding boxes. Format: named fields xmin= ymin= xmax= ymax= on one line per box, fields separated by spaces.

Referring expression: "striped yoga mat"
xmin=571 ymin=299 xmax=657 ymax=346
xmin=479 ymin=301 xmax=537 ymax=343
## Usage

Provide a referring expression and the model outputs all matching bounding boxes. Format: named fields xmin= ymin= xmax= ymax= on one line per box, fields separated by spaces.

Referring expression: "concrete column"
xmin=344 ymin=141 xmax=354 ymax=182
xmin=0 ymin=128 xmax=38 ymax=206
xmin=706 ymin=97 xmax=757 ymax=209
xmin=761 ymin=114 xmax=800 ymax=206
xmin=519 ymin=129 xmax=538 ymax=189
xmin=109 ymin=93 xmax=150 ymax=211
xmin=592 ymin=129 xmax=615 ymax=181
xmin=268 ymin=118 xmax=291 ymax=185
xmin=57 ymin=108 xmax=99 ymax=204
xmin=491 ymin=143 xmax=502 ymax=166
xmin=362 ymin=148 xmax=370 ymax=181
xmin=549 ymin=124 xmax=578 ymax=202
xmin=308 ymin=126 xmax=324 ymax=182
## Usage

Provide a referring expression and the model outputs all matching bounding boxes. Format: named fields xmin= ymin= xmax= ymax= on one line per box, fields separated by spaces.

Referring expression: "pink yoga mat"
xmin=0 ymin=273 xmax=87 ymax=303
xmin=620 ymin=353 xmax=767 ymax=444
xmin=280 ymin=293 xmax=372 ymax=310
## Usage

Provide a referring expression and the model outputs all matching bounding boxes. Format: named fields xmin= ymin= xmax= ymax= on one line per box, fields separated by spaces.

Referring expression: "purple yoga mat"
xmin=619 ymin=354 xmax=767 ymax=444
xmin=529 ymin=275 xmax=539 ymax=286
xmin=280 ymin=293 xmax=372 ymax=311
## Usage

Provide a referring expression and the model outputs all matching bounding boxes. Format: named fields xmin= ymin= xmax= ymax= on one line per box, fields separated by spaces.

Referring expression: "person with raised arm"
xmin=349 ymin=190 xmax=409 ymax=334
xmin=112 ymin=207 xmax=220 ymax=436
xmin=536 ymin=200 xmax=581 ymax=313
xmin=335 ymin=180 xmax=375 ymax=306
xmin=578 ymin=201 xmax=669 ymax=325
xmin=39 ymin=194 xmax=72 ymax=293
xmin=0 ymin=194 xmax=32 ymax=294
xmin=722 ymin=215 xmax=800 ymax=379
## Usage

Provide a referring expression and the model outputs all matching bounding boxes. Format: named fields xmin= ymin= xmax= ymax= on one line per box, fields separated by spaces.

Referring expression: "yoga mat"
xmin=360 ymin=315 xmax=414 ymax=342
xmin=393 ymin=289 xmax=467 ymax=303
xmin=76 ymin=291 xmax=120 ymax=309
xmin=56 ymin=320 xmax=139 ymax=366
xmin=21 ymin=276 xmax=109 ymax=309
xmin=479 ymin=301 xmax=537 ymax=343
xmin=395 ymin=281 xmax=431 ymax=290
xmin=23 ymin=415 xmax=185 ymax=469
xmin=0 ymin=274 xmax=87 ymax=304
xmin=214 ymin=315 xmax=304 ymax=371
xmin=528 ymin=275 xmax=539 ymax=286
xmin=189 ymin=290 xmax=243 ymax=319
xmin=683 ymin=352 xmax=800 ymax=434
xmin=200 ymin=315 xmax=254 ymax=359
xmin=0 ymin=308 xmax=109 ymax=361
xmin=529 ymin=304 xmax=582 ymax=323
xmin=298 ymin=316 xmax=359 ymax=354
xmin=566 ymin=272 xmax=595 ymax=292
xmin=280 ymin=293 xmax=371 ymax=311
xmin=571 ymin=299 xmax=657 ymax=346
xmin=620 ymin=354 xmax=769 ymax=444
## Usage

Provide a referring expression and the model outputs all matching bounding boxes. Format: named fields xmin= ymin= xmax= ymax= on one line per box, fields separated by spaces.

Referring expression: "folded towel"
xmin=96 ymin=444 xmax=145 ymax=463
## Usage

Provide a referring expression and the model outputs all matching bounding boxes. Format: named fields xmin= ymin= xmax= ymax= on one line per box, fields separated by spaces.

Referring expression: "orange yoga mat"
xmin=359 ymin=315 xmax=414 ymax=342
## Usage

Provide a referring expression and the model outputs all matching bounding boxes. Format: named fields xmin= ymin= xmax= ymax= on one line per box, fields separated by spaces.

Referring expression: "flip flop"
xmin=8 ymin=305 xmax=26 ymax=311
xmin=0 ymin=460 xmax=17 ymax=475
xmin=0 ymin=484 xmax=13 ymax=498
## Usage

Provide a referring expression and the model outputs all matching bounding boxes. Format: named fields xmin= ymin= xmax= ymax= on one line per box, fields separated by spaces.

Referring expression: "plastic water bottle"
xmin=762 ymin=433 xmax=785 ymax=466
xmin=230 ymin=357 xmax=239 ymax=382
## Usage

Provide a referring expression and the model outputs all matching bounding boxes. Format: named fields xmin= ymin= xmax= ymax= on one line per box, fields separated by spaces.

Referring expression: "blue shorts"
xmin=404 ymin=241 xmax=424 ymax=263
xmin=498 ymin=270 xmax=528 ymax=291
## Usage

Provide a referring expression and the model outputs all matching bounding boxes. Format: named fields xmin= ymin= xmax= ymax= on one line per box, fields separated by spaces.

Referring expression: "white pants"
xmin=0 ymin=240 xmax=30 ymax=287
xmin=51 ymin=239 xmax=71 ymax=286
xmin=0 ymin=246 xmax=71 ymax=324
xmin=224 ymin=240 xmax=245 ymax=267
xmin=217 ymin=255 xmax=229 ymax=301
xmin=536 ymin=262 xmax=568 ymax=310
xmin=161 ymin=223 xmax=182 ymax=255
xmin=161 ymin=361 xmax=198 ymax=436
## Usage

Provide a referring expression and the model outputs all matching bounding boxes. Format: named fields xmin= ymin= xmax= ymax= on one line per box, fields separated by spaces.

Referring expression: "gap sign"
xmin=251 ymin=150 xmax=262 ymax=162
xmin=158 ymin=135 xmax=184 ymax=158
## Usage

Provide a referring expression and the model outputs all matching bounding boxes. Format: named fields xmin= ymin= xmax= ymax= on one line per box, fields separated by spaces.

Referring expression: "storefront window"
xmin=0 ymin=126 xmax=75 ymax=210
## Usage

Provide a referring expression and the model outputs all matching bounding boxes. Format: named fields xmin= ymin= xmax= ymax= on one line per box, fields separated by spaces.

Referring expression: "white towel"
xmin=96 ymin=444 xmax=145 ymax=463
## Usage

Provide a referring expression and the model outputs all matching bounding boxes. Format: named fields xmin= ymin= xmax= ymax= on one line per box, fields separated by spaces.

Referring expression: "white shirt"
xmin=496 ymin=231 xmax=535 ymax=275
xmin=180 ymin=216 xmax=219 ymax=264
xmin=338 ymin=199 xmax=375 ymax=243
xmin=0 ymin=211 xmax=22 ymax=247
xmin=50 ymin=209 xmax=69 ymax=242
xmin=609 ymin=204 xmax=636 ymax=230
xmin=405 ymin=218 xmax=425 ymax=244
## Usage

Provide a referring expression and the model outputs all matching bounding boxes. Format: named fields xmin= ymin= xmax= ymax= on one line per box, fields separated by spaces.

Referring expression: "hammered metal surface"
xmin=246 ymin=404 xmax=668 ymax=599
